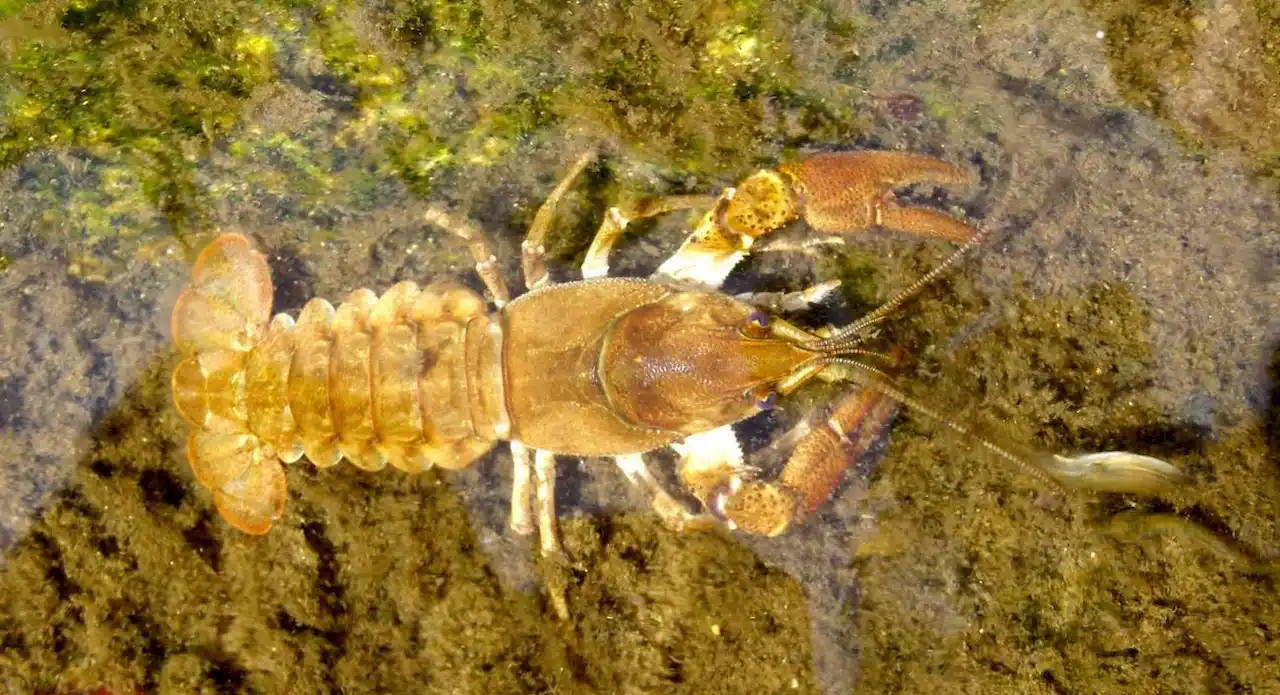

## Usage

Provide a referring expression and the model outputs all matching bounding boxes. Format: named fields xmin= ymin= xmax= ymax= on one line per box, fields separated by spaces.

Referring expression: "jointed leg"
xmin=736 ymin=279 xmax=842 ymax=314
xmin=716 ymin=384 xmax=900 ymax=537
xmin=654 ymin=151 xmax=981 ymax=290
xmin=532 ymin=449 xmax=560 ymax=556
xmin=522 ymin=151 xmax=598 ymax=291
xmin=614 ymin=454 xmax=713 ymax=532
xmin=671 ymin=425 xmax=749 ymax=518
xmin=582 ymin=194 xmax=718 ymax=279
xmin=424 ymin=206 xmax=511 ymax=307
xmin=517 ymin=444 xmax=571 ymax=619
xmin=776 ymin=151 xmax=978 ymax=242
xmin=751 ymin=234 xmax=846 ymax=254
xmin=652 ymin=188 xmax=745 ymax=288
xmin=508 ymin=441 xmax=534 ymax=535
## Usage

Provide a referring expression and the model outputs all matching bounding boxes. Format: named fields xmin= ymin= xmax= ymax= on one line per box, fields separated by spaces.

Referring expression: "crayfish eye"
xmin=743 ymin=311 xmax=770 ymax=338
xmin=755 ymin=391 xmax=777 ymax=411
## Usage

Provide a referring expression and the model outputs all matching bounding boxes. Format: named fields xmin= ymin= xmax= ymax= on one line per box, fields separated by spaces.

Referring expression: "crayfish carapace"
xmin=169 ymin=149 xmax=1183 ymax=551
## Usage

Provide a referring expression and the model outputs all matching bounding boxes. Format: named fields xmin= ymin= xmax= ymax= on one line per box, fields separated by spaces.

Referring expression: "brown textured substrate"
xmin=851 ymin=283 xmax=1280 ymax=694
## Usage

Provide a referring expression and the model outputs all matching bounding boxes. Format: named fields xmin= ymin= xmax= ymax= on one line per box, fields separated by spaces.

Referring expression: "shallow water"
xmin=1 ymin=0 xmax=1277 ymax=693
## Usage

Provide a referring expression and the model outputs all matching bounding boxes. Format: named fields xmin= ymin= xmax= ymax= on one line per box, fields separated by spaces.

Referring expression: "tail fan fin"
xmin=171 ymin=234 xmax=274 ymax=355
xmin=170 ymin=350 xmax=249 ymax=430
xmin=186 ymin=430 xmax=286 ymax=534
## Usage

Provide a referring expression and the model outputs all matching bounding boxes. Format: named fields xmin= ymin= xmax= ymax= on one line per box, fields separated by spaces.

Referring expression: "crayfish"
xmin=170 ymin=149 xmax=1183 ymax=554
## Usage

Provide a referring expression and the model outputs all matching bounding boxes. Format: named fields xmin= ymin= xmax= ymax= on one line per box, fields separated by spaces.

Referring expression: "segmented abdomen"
xmin=170 ymin=234 xmax=505 ymax=533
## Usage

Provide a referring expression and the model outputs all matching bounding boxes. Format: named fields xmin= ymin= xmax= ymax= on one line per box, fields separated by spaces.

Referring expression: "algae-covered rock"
xmin=1 ymin=0 xmax=1277 ymax=693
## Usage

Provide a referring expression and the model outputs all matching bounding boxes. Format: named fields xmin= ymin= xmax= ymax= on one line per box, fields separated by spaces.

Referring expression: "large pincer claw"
xmin=778 ymin=150 xmax=979 ymax=243
xmin=656 ymin=150 xmax=980 ymax=289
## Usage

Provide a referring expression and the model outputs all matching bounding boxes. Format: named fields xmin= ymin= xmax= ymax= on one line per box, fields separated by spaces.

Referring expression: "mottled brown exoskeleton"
xmin=170 ymin=149 xmax=1184 ymax=557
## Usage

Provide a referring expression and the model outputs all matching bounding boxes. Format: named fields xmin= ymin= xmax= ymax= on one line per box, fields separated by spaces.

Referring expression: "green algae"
xmin=304 ymin=0 xmax=864 ymax=190
xmin=1079 ymin=0 xmax=1200 ymax=118
xmin=0 ymin=0 xmax=280 ymax=247
xmin=2 ymin=0 xmax=862 ymax=276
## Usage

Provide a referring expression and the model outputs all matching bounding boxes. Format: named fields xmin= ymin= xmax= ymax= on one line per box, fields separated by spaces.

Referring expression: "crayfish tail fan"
xmin=170 ymin=234 xmax=285 ymax=533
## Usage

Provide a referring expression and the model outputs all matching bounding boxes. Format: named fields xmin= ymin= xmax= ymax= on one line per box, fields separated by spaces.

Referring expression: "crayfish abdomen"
xmin=171 ymin=234 xmax=508 ymax=533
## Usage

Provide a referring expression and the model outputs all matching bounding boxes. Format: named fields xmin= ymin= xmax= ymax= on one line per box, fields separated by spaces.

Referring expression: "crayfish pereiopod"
xmin=169 ymin=149 xmax=1183 ymax=553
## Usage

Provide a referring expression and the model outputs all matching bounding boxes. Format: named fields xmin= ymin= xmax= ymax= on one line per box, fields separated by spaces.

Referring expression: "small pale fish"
xmin=1042 ymin=451 xmax=1186 ymax=495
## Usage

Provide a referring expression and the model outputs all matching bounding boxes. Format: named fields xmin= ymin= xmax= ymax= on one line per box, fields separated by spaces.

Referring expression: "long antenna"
xmin=818 ymin=358 xmax=1187 ymax=496
xmin=819 ymin=357 xmax=1064 ymax=492
xmin=811 ymin=228 xmax=986 ymax=352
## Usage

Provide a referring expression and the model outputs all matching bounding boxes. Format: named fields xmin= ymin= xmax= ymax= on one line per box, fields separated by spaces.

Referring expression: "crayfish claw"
xmin=778 ymin=150 xmax=978 ymax=242
xmin=655 ymin=150 xmax=978 ymax=288
xmin=875 ymin=201 xmax=981 ymax=243
xmin=713 ymin=480 xmax=801 ymax=537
